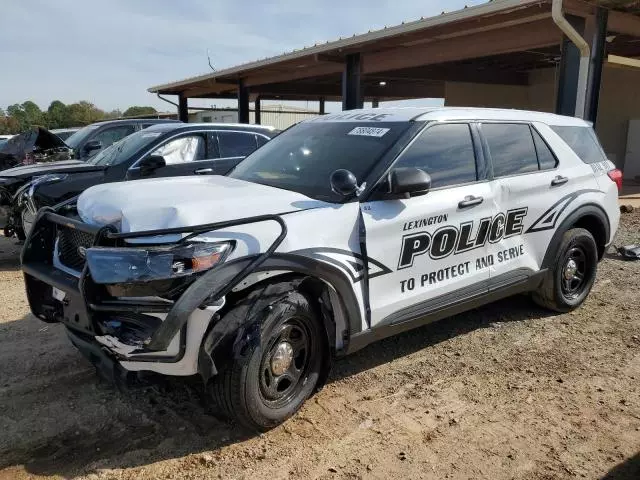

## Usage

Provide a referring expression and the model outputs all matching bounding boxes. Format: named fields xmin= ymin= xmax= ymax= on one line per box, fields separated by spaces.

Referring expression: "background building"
xmin=188 ymin=104 xmax=318 ymax=130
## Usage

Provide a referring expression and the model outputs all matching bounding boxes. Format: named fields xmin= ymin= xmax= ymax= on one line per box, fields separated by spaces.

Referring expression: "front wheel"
xmin=208 ymin=289 xmax=324 ymax=431
xmin=533 ymin=228 xmax=598 ymax=312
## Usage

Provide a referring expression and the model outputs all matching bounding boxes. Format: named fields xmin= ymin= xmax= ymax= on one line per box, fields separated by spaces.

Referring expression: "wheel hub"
xmin=270 ymin=342 xmax=294 ymax=376
xmin=563 ymin=259 xmax=578 ymax=280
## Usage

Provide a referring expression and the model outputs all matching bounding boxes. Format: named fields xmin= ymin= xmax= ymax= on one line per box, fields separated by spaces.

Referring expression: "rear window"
xmin=551 ymin=126 xmax=607 ymax=164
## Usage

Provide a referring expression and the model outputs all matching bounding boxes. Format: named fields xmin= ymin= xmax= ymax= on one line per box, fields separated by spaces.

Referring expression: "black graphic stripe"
xmin=526 ymin=189 xmax=602 ymax=234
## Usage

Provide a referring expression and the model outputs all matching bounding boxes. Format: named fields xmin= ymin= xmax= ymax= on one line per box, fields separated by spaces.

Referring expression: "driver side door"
xmin=362 ymin=122 xmax=498 ymax=328
xmin=127 ymin=133 xmax=209 ymax=180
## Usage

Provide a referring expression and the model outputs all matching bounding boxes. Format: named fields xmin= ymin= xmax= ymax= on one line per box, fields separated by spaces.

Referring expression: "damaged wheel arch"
xmin=195 ymin=254 xmax=363 ymax=383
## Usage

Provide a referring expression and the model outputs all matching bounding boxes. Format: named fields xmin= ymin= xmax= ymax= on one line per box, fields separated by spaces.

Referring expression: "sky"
xmin=0 ymin=0 xmax=486 ymax=113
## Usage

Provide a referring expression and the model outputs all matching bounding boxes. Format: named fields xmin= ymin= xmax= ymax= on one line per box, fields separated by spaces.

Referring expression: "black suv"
xmin=19 ymin=123 xmax=277 ymax=237
xmin=65 ymin=119 xmax=179 ymax=160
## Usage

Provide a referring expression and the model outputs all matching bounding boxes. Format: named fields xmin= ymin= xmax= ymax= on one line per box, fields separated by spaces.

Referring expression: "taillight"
xmin=607 ymin=168 xmax=623 ymax=192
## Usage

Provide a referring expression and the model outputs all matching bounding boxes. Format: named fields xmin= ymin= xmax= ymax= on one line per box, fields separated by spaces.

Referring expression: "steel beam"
xmin=237 ymin=80 xmax=250 ymax=123
xmin=363 ymin=19 xmax=560 ymax=75
xmin=342 ymin=53 xmax=363 ymax=110
xmin=555 ymin=15 xmax=586 ymax=116
xmin=585 ymin=8 xmax=607 ymax=123
xmin=319 ymin=97 xmax=325 ymax=114
xmin=254 ymin=96 xmax=261 ymax=125
xmin=178 ymin=94 xmax=188 ymax=122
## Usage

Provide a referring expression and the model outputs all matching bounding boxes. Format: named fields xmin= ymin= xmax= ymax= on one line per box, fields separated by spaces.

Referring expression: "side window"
xmin=151 ymin=135 xmax=205 ymax=164
xmin=550 ymin=126 xmax=607 ymax=164
xmin=92 ymin=125 xmax=135 ymax=149
xmin=217 ymin=131 xmax=258 ymax=158
xmin=394 ymin=123 xmax=477 ymax=189
xmin=482 ymin=123 xmax=538 ymax=177
xmin=532 ymin=128 xmax=558 ymax=170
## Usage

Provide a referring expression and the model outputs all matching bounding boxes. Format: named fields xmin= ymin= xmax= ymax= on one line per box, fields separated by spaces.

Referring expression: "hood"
xmin=0 ymin=127 xmax=72 ymax=170
xmin=0 ymin=159 xmax=104 ymax=179
xmin=77 ymin=175 xmax=329 ymax=232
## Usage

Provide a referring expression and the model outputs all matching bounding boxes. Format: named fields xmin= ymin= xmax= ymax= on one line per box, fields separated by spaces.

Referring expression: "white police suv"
xmin=22 ymin=107 xmax=621 ymax=430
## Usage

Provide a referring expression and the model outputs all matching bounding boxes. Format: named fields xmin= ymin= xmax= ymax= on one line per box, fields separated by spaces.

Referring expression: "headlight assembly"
xmin=86 ymin=241 xmax=233 ymax=284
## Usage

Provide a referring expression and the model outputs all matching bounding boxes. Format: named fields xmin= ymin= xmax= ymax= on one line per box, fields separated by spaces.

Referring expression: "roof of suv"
xmin=91 ymin=118 xmax=180 ymax=126
xmin=309 ymin=107 xmax=590 ymax=127
xmin=143 ymin=122 xmax=278 ymax=135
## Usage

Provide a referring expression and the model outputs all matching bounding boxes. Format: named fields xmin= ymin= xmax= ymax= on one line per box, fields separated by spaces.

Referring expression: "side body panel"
xmin=362 ymin=182 xmax=497 ymax=327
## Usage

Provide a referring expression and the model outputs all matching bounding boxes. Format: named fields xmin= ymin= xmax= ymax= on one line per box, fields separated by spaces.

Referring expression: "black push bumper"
xmin=22 ymin=207 xmax=288 ymax=362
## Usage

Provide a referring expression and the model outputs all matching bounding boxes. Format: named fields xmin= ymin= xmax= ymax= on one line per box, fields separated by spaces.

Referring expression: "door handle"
xmin=458 ymin=195 xmax=484 ymax=209
xmin=551 ymin=175 xmax=569 ymax=186
xmin=194 ymin=168 xmax=213 ymax=174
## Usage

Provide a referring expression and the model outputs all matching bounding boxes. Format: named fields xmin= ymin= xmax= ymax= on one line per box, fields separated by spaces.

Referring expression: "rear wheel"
xmin=533 ymin=228 xmax=598 ymax=312
xmin=208 ymin=288 xmax=324 ymax=431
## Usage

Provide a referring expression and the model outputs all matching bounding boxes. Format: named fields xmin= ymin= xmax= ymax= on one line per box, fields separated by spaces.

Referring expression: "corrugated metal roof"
xmin=148 ymin=0 xmax=543 ymax=93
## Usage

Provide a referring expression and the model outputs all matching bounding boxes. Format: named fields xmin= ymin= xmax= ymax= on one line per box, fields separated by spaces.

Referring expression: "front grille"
xmin=57 ymin=226 xmax=95 ymax=272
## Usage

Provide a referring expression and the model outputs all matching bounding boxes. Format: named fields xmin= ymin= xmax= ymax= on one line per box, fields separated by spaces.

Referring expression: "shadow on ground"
xmin=0 ymin=236 xmax=23 ymax=272
xmin=0 ymin=293 xmax=557 ymax=478
xmin=601 ymin=453 xmax=640 ymax=480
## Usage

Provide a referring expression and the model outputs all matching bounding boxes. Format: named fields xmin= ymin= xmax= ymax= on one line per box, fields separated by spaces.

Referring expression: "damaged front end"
xmin=21 ymin=204 xmax=287 ymax=380
xmin=0 ymin=173 xmax=69 ymax=239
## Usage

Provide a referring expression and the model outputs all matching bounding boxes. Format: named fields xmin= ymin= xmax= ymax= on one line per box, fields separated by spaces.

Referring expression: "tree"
xmin=123 ymin=106 xmax=157 ymax=117
xmin=66 ymin=101 xmax=106 ymax=126
xmin=22 ymin=101 xmax=44 ymax=127
xmin=6 ymin=104 xmax=28 ymax=132
xmin=46 ymin=100 xmax=68 ymax=129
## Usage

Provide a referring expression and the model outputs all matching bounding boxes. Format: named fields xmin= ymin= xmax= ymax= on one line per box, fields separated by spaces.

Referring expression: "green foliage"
xmin=0 ymin=101 xmax=160 ymax=134
xmin=123 ymin=106 xmax=157 ymax=117
xmin=47 ymin=100 xmax=68 ymax=129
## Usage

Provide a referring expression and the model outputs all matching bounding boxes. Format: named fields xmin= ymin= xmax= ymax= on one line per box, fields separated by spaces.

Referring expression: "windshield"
xmin=229 ymin=121 xmax=411 ymax=202
xmin=87 ymin=129 xmax=164 ymax=166
xmin=64 ymin=124 xmax=100 ymax=149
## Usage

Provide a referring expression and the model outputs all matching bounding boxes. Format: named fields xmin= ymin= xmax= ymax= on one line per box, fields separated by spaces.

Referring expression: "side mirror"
xmin=83 ymin=140 xmax=102 ymax=154
xmin=389 ymin=167 xmax=431 ymax=197
xmin=330 ymin=169 xmax=359 ymax=197
xmin=138 ymin=155 xmax=166 ymax=175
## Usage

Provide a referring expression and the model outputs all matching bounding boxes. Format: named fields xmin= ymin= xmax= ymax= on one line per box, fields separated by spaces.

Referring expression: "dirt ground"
xmin=0 ymin=213 xmax=639 ymax=480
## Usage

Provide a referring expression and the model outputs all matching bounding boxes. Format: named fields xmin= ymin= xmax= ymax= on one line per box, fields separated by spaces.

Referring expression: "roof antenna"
xmin=207 ymin=49 xmax=216 ymax=71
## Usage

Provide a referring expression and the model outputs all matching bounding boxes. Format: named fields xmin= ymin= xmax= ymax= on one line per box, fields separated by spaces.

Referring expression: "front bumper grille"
xmin=57 ymin=226 xmax=95 ymax=271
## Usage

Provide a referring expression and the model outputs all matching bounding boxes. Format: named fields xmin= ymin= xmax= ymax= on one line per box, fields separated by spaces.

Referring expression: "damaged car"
xmin=0 ymin=119 xmax=176 ymax=240
xmin=13 ymin=122 xmax=277 ymax=239
xmin=0 ymin=127 xmax=71 ymax=170
xmin=22 ymin=107 xmax=621 ymax=431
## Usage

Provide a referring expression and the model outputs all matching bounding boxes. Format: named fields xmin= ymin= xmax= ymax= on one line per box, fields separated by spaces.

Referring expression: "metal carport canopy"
xmin=147 ymin=0 xmax=640 ymax=104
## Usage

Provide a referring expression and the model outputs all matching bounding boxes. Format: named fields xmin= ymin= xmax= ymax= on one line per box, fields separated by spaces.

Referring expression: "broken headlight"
xmin=86 ymin=242 xmax=233 ymax=284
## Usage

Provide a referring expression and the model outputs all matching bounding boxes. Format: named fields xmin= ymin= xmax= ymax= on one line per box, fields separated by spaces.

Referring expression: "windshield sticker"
xmin=348 ymin=127 xmax=390 ymax=138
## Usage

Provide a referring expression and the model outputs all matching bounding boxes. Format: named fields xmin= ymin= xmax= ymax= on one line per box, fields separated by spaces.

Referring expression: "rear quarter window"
xmin=551 ymin=126 xmax=607 ymax=164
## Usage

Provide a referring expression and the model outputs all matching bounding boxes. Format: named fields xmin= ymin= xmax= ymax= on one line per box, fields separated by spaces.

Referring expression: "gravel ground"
xmin=0 ymin=212 xmax=639 ymax=480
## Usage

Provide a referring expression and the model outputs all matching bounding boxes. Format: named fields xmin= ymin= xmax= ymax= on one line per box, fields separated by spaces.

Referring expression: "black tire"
xmin=533 ymin=227 xmax=598 ymax=312
xmin=208 ymin=287 xmax=324 ymax=431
